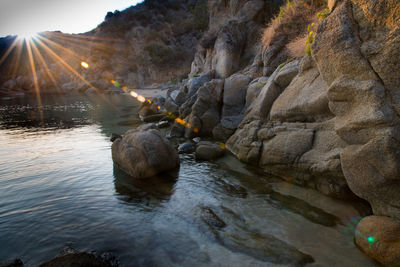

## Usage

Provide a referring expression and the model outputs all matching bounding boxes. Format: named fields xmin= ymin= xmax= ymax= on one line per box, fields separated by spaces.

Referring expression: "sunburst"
xmin=0 ymin=30 xmax=124 ymax=122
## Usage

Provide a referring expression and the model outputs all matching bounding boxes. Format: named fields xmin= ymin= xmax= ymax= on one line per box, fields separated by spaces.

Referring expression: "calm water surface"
xmin=0 ymin=94 xmax=377 ymax=266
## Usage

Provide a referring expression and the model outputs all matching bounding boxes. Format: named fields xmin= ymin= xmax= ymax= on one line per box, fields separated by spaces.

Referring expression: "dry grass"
xmin=262 ymin=0 xmax=327 ymax=52
xmin=286 ymin=34 xmax=308 ymax=58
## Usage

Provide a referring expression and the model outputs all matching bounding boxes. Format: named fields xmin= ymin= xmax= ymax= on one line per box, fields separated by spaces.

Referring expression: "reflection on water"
xmin=0 ymin=94 xmax=377 ymax=266
xmin=113 ymin=166 xmax=178 ymax=205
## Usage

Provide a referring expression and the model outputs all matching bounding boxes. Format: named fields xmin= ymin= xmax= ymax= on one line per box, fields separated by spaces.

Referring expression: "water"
xmin=0 ymin=94 xmax=377 ymax=266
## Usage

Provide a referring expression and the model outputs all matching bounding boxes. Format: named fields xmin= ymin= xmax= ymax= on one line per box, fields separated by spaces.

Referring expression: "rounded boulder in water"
xmin=112 ymin=128 xmax=180 ymax=178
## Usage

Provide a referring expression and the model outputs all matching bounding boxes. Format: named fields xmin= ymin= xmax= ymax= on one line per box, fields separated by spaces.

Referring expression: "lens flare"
xmin=130 ymin=91 xmax=138 ymax=98
xmin=81 ymin=61 xmax=89 ymax=69
xmin=112 ymin=80 xmax=120 ymax=87
xmin=137 ymin=96 xmax=146 ymax=103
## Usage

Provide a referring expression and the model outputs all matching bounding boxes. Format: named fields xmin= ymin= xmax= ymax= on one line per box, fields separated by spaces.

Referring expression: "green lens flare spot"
xmin=113 ymin=81 xmax=121 ymax=87
xmin=368 ymin=236 xmax=375 ymax=243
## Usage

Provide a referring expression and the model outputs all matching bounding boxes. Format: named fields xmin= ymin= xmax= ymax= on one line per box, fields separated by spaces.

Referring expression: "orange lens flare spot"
xmin=175 ymin=118 xmax=185 ymax=125
xmin=137 ymin=96 xmax=146 ymax=103
xmin=81 ymin=61 xmax=89 ymax=69
xmin=157 ymin=105 xmax=161 ymax=110
xmin=193 ymin=128 xmax=199 ymax=133
xmin=122 ymin=86 xmax=128 ymax=92
xmin=219 ymin=143 xmax=226 ymax=149
xmin=130 ymin=91 xmax=138 ymax=98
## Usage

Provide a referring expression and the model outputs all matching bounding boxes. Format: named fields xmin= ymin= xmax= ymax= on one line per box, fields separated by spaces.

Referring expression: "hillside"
xmin=0 ymin=0 xmax=209 ymax=93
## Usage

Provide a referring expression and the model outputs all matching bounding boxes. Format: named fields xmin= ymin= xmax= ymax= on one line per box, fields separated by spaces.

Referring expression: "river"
xmin=0 ymin=93 xmax=377 ymax=266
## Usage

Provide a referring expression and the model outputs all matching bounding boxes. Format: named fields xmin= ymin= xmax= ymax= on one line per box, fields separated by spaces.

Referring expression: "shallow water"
xmin=0 ymin=94 xmax=377 ymax=266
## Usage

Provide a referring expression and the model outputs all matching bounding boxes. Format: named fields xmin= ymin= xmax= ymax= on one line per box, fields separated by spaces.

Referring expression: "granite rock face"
xmin=227 ymin=55 xmax=350 ymax=199
xmin=227 ymin=0 xmax=400 ymax=219
xmin=312 ymin=0 xmax=400 ymax=220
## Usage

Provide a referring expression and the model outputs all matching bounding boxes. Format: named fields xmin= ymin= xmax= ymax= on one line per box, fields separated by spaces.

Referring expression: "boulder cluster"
xmin=158 ymin=0 xmax=400 ymax=264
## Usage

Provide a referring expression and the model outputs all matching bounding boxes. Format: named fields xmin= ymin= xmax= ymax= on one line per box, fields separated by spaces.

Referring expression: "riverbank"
xmin=0 ymin=94 xmax=377 ymax=266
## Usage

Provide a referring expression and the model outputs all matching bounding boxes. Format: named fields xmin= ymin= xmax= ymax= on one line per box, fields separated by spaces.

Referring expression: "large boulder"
xmin=273 ymin=59 xmax=301 ymax=89
xmin=245 ymin=76 xmax=269 ymax=108
xmin=185 ymin=79 xmax=224 ymax=137
xmin=355 ymin=216 xmax=400 ymax=266
xmin=187 ymin=72 xmax=214 ymax=97
xmin=195 ymin=141 xmax=225 ymax=160
xmin=213 ymin=74 xmax=251 ymax=140
xmin=242 ymin=69 xmax=282 ymax=123
xmin=260 ymin=128 xmax=314 ymax=168
xmin=111 ymin=128 xmax=179 ymax=178
xmin=270 ymin=58 xmax=332 ymax=123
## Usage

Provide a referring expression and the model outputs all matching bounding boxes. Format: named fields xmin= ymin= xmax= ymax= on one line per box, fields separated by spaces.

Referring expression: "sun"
xmin=16 ymin=30 xmax=39 ymax=41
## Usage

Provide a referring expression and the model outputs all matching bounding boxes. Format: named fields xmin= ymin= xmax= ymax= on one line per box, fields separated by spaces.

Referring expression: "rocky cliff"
xmin=163 ymin=0 xmax=400 ymax=264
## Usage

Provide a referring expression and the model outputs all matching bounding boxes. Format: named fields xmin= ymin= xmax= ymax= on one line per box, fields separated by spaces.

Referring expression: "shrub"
xmin=305 ymin=23 xmax=315 ymax=56
xmin=190 ymin=1 xmax=209 ymax=31
xmin=286 ymin=34 xmax=307 ymax=57
xmin=317 ymin=8 xmax=330 ymax=20
xmin=262 ymin=0 xmax=327 ymax=48
xmin=145 ymin=43 xmax=174 ymax=64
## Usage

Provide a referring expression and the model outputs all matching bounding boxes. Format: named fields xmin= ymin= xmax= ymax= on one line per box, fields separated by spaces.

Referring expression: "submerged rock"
xmin=38 ymin=252 xmax=114 ymax=267
xmin=111 ymin=128 xmax=179 ymax=178
xmin=200 ymin=207 xmax=226 ymax=229
xmin=178 ymin=142 xmax=196 ymax=154
xmin=217 ymin=229 xmax=314 ymax=266
xmin=195 ymin=141 xmax=225 ymax=160
xmin=200 ymin=206 xmax=314 ymax=266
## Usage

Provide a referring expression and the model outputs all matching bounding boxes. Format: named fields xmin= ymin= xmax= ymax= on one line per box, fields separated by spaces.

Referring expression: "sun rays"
xmin=0 ymin=31 xmax=127 ymax=125
xmin=0 ymin=30 xmax=197 ymax=133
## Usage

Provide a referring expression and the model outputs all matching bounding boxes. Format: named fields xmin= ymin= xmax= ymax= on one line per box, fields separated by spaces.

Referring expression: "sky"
xmin=0 ymin=0 xmax=144 ymax=37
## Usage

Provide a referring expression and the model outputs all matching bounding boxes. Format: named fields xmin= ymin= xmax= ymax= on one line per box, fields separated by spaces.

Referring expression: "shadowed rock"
xmin=0 ymin=259 xmax=23 ymax=267
xmin=112 ymin=128 xmax=179 ymax=178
